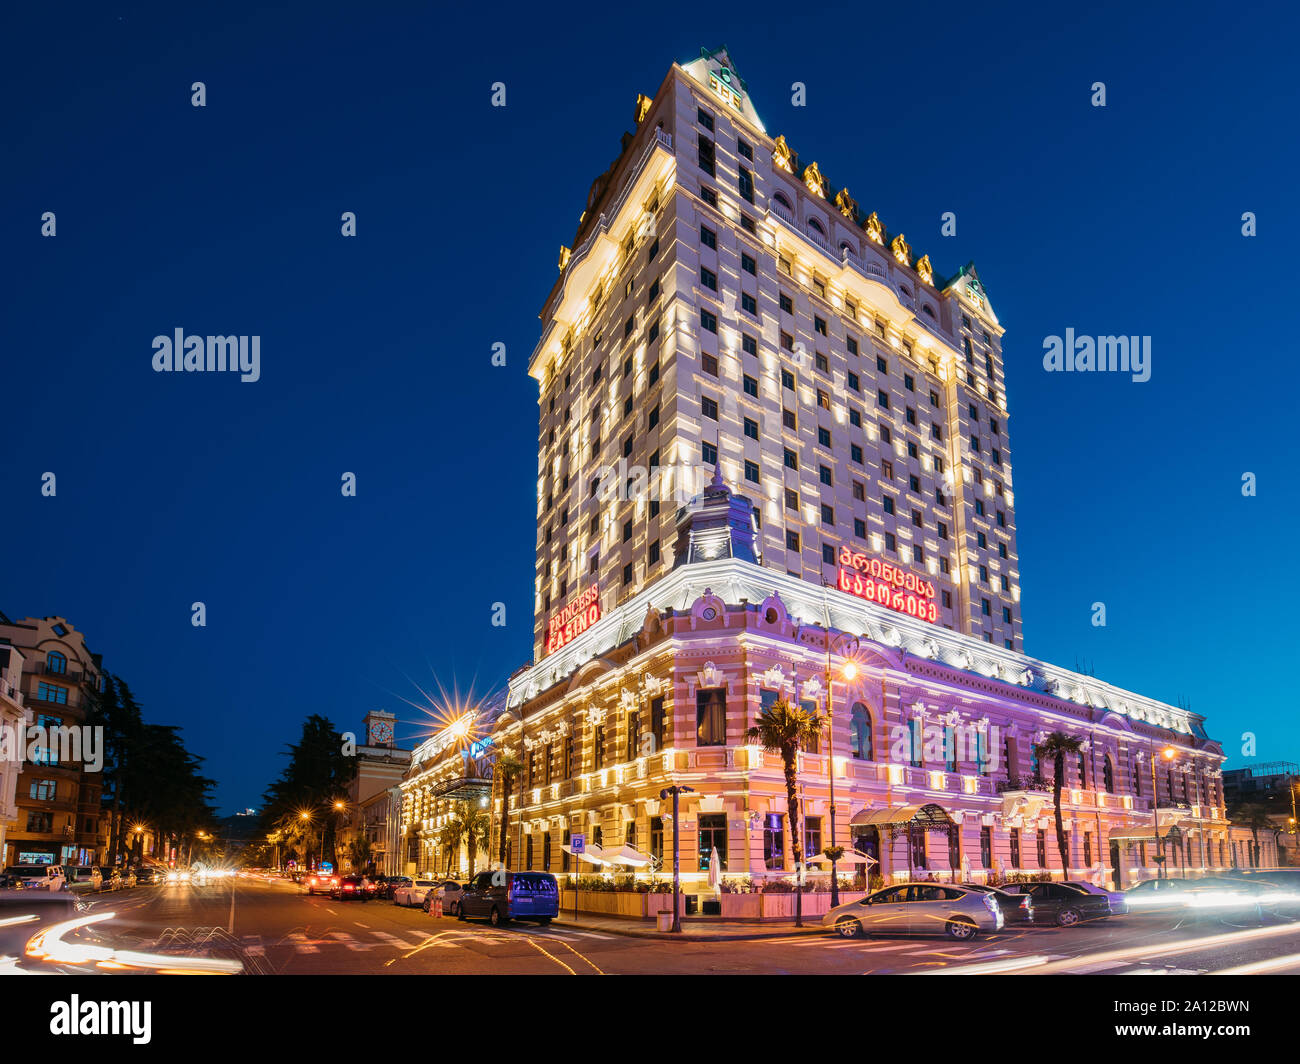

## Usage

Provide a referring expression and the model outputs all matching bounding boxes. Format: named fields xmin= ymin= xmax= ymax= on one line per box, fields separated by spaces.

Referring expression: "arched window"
xmin=922 ymin=304 xmax=935 ymax=318
xmin=1077 ymin=750 xmax=1087 ymax=788
xmin=774 ymin=192 xmax=793 ymax=212
xmin=899 ymin=284 xmax=912 ymax=298
xmin=1102 ymin=756 xmax=1114 ymax=793
xmin=807 ymin=217 xmax=826 ymax=236
xmin=849 ymin=703 xmax=872 ymax=760
xmin=46 ymin=651 xmax=66 ymax=675
xmin=1132 ymin=760 xmax=1142 ymax=797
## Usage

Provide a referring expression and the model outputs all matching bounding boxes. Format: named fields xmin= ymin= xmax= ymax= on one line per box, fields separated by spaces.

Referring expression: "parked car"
xmin=458 ymin=871 xmax=558 ymax=927
xmin=959 ymin=882 xmax=1034 ymax=925
xmin=823 ymin=883 xmax=1004 ymax=940
xmin=303 ymin=871 xmax=340 ymax=896
xmin=423 ymin=881 xmax=465 ymax=915
xmin=330 ymin=875 xmax=374 ymax=901
xmin=392 ymin=878 xmax=436 ymax=907
xmin=377 ymin=875 xmax=410 ymax=901
xmin=2 ymin=865 xmax=69 ymax=891
xmin=64 ymin=867 xmax=103 ymax=891
xmin=998 ymin=882 xmax=1112 ymax=926
xmin=1063 ymin=880 xmax=1129 ymax=914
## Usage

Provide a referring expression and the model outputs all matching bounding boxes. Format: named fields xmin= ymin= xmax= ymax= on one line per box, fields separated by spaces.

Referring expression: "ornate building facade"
xmin=402 ymin=49 xmax=1274 ymax=900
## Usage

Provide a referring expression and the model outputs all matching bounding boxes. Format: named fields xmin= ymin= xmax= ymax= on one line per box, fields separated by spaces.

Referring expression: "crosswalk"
xmin=233 ymin=924 xmax=615 ymax=959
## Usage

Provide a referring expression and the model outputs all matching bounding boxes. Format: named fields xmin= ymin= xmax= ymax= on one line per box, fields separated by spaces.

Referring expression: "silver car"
xmin=823 ymin=882 xmax=1004 ymax=941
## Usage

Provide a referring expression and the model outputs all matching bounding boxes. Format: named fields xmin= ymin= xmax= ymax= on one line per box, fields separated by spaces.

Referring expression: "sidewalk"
xmin=552 ymin=911 xmax=829 ymax=941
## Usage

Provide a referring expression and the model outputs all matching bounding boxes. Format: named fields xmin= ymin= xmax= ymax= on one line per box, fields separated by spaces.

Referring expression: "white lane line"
xmin=354 ymin=922 xmax=371 ymax=929
xmin=328 ymin=932 xmax=376 ymax=952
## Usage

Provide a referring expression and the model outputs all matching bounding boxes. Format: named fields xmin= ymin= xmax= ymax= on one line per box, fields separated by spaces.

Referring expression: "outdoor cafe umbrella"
xmin=708 ymin=846 xmax=721 ymax=890
xmin=960 ymin=854 xmax=971 ymax=880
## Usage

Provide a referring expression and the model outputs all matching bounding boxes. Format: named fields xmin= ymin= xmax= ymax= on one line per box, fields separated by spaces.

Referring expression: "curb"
xmin=553 ymin=919 xmax=827 ymax=942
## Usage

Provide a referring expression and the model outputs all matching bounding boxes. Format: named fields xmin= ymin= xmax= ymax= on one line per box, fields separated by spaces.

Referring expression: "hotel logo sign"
xmin=708 ymin=67 xmax=742 ymax=110
xmin=545 ymin=585 xmax=602 ymax=655
xmin=836 ymin=546 xmax=938 ymax=623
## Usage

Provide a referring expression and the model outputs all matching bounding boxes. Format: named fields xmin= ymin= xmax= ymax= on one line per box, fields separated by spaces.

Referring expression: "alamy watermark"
xmin=1043 ymin=329 xmax=1150 ymax=382
xmin=0 ymin=722 xmax=103 ymax=771
xmin=151 ymin=328 xmax=260 ymax=382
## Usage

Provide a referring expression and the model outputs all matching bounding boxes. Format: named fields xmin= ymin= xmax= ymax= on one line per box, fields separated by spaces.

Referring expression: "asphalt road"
xmin=55 ymin=878 xmax=1300 ymax=975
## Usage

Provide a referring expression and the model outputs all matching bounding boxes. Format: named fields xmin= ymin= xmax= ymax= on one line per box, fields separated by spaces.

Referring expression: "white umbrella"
xmin=995 ymin=857 xmax=1006 ymax=878
xmin=960 ymin=854 xmax=971 ymax=880
xmin=708 ymin=846 xmax=721 ymax=890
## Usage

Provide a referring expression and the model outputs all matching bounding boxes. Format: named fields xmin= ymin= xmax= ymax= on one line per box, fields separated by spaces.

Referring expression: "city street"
xmin=64 ymin=877 xmax=1300 ymax=976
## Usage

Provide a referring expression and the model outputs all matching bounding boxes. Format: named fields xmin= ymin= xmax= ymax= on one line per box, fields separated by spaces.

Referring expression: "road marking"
xmin=285 ymin=933 xmax=320 ymax=954
xmin=1065 ymin=960 xmax=1131 ymax=974
xmin=354 ymin=922 xmax=371 ymax=929
xmin=328 ymin=932 xmax=376 ymax=952
xmin=371 ymin=931 xmax=422 ymax=948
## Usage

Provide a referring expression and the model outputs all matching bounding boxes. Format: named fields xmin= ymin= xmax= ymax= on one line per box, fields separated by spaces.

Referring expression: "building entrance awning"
xmin=849 ymin=803 xmax=954 ymax=833
xmin=562 ymin=843 xmax=607 ymax=865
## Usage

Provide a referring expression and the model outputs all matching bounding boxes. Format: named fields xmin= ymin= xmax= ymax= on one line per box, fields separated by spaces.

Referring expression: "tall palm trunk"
xmin=784 ymin=745 xmax=803 ymax=928
xmin=499 ymin=787 xmax=511 ymax=867
xmin=1053 ymin=751 xmax=1069 ymax=879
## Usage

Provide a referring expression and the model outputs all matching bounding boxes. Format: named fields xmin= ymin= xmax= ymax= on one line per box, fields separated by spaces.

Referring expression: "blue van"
xmin=458 ymin=870 xmax=559 ymax=927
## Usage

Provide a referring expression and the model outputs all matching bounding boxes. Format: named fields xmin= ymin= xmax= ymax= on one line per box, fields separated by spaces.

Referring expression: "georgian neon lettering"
xmin=836 ymin=549 xmax=938 ymax=624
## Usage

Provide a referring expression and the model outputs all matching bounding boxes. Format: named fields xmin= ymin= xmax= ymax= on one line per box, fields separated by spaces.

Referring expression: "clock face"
xmin=370 ymin=719 xmax=393 ymax=744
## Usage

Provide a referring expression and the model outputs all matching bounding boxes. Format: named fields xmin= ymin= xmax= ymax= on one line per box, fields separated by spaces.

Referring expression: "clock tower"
xmin=364 ymin=709 xmax=396 ymax=748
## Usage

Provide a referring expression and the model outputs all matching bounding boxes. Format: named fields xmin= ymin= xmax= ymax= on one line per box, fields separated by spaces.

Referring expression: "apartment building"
xmin=0 ymin=614 xmax=105 ymax=867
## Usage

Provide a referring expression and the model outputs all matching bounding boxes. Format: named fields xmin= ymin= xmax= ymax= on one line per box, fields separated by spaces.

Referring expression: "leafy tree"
xmin=260 ymin=714 xmax=357 ymax=864
xmin=748 ymin=697 xmax=824 ymax=927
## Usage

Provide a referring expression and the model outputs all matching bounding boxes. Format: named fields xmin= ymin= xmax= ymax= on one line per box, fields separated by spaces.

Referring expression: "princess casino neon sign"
xmin=836 ymin=545 xmax=938 ymax=623
xmin=545 ymin=584 xmax=602 ymax=655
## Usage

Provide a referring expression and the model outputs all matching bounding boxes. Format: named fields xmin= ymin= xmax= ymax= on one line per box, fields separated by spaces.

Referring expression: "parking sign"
xmin=571 ymin=833 xmax=585 ymax=854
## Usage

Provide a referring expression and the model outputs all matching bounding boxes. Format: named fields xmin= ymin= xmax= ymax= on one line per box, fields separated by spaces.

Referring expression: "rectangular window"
xmin=702 ymin=396 xmax=718 ymax=420
xmin=699 ymin=814 xmax=727 ymax=871
xmin=743 ymin=374 xmax=758 ymax=397
xmin=738 ymin=166 xmax=754 ymax=203
xmin=763 ymin=814 xmax=785 ymax=870
xmin=651 ymin=697 xmax=666 ymax=750
xmin=744 ymin=460 xmax=760 ymax=483
xmin=696 ymin=688 xmax=727 ymax=746
xmin=650 ymin=817 xmax=664 ymax=862
xmin=741 ymin=252 xmax=757 ymax=275
xmin=744 ymin=417 xmax=759 ymax=440
xmin=701 ymin=266 xmax=717 ymax=291
xmin=803 ymin=816 xmax=823 ymax=860
xmin=697 ymin=134 xmax=715 ymax=177
xmin=742 ymin=333 xmax=757 ymax=357
xmin=980 ymin=826 xmax=992 ymax=867
xmin=741 ymin=292 xmax=757 ymax=315
xmin=700 ymin=225 xmax=717 ymax=249
xmin=1010 ymin=828 xmax=1021 ymax=868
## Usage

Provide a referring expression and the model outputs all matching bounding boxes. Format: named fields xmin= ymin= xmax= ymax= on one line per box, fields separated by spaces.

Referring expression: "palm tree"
xmin=465 ymin=805 xmax=491 ymax=877
xmin=439 ymin=810 xmax=468 ymax=877
xmin=1234 ymin=804 xmax=1274 ymax=868
xmin=748 ymin=697 xmax=824 ymax=928
xmin=494 ymin=752 xmax=524 ymax=868
xmin=1034 ymin=732 xmax=1083 ymax=881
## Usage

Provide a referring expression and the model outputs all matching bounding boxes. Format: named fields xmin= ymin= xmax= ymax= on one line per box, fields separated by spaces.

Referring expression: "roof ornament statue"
xmin=915 ymin=253 xmax=934 ymax=286
xmin=890 ymin=233 xmax=912 ymax=267
xmin=834 ymin=187 xmax=858 ymax=219
xmin=772 ymin=134 xmax=794 ymax=172
xmin=803 ymin=161 xmax=827 ymax=198
xmin=864 ymin=211 xmax=884 ymax=244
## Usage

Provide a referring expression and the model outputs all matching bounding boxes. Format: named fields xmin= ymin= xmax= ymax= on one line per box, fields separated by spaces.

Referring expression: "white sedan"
xmin=392 ymin=878 xmax=440 ymax=907
xmin=423 ymin=881 xmax=465 ymax=915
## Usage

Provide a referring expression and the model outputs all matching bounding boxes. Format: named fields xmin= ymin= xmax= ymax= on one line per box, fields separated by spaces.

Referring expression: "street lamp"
xmin=1151 ymin=745 xmax=1175 ymax=879
xmin=659 ymin=785 xmax=695 ymax=933
xmin=823 ymin=655 xmax=858 ymax=907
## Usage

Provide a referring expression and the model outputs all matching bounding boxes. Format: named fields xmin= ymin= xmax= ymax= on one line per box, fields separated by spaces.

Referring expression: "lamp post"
xmin=824 ymin=657 xmax=857 ymax=907
xmin=1150 ymin=744 xmax=1175 ymax=879
xmin=660 ymin=785 xmax=694 ymax=933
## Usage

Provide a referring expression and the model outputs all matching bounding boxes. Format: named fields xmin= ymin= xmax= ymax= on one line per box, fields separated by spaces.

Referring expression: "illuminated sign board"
xmin=545 ymin=585 xmax=601 ymax=655
xmin=837 ymin=546 xmax=938 ymax=623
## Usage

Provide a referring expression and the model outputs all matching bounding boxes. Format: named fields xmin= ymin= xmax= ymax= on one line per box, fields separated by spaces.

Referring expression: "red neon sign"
xmin=545 ymin=585 xmax=602 ymax=655
xmin=837 ymin=546 xmax=938 ymax=623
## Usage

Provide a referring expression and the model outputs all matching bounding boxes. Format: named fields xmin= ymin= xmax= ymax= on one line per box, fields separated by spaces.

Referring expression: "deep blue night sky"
xmin=5 ymin=2 xmax=1296 ymax=812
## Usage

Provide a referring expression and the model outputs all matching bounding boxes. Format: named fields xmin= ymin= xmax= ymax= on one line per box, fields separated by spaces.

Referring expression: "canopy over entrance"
xmin=849 ymin=803 xmax=955 ymax=837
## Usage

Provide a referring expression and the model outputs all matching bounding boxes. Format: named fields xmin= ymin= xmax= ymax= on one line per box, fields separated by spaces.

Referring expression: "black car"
xmin=959 ymin=882 xmax=1034 ymax=925
xmin=134 ymin=867 xmax=162 ymax=885
xmin=330 ymin=875 xmax=373 ymax=901
xmin=998 ymin=882 xmax=1112 ymax=926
